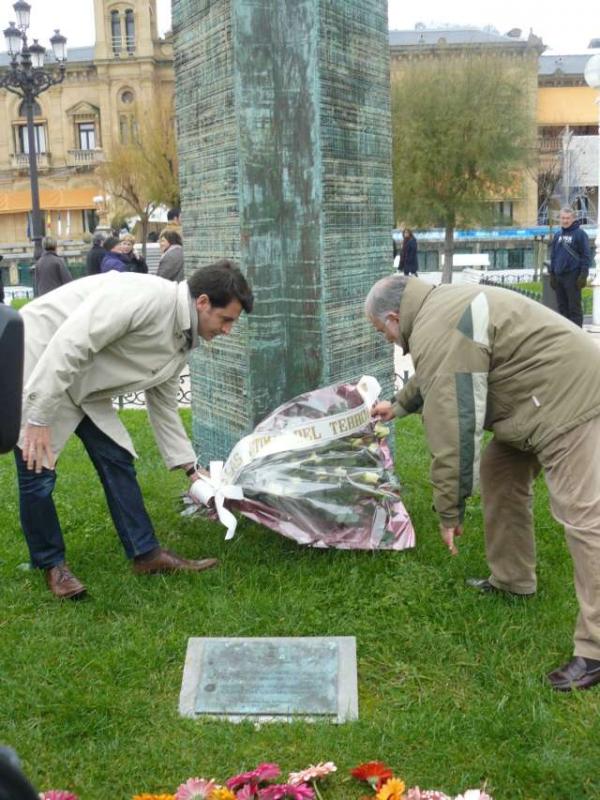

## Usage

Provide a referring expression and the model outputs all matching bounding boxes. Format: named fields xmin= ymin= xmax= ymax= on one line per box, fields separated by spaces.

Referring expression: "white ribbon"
xmin=221 ymin=375 xmax=383 ymax=485
xmin=188 ymin=460 xmax=245 ymax=540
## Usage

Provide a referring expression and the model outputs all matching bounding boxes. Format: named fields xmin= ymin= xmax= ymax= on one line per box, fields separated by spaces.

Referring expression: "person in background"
xmin=99 ymin=236 xmax=129 ymax=273
xmin=549 ymin=207 xmax=591 ymax=327
xmin=157 ymin=230 xmax=184 ymax=282
xmin=0 ymin=255 xmax=4 ymax=304
xmin=34 ymin=237 xmax=72 ymax=296
xmin=86 ymin=232 xmax=106 ymax=275
xmin=120 ymin=234 xmax=148 ymax=274
xmin=399 ymin=228 xmax=418 ymax=276
xmin=160 ymin=207 xmax=182 ymax=240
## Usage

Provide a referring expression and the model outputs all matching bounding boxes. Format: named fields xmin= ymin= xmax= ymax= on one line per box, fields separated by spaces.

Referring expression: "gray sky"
xmin=0 ymin=0 xmax=597 ymax=54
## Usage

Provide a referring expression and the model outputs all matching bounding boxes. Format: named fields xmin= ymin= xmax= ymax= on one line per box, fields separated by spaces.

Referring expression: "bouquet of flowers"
xmin=185 ymin=376 xmax=414 ymax=551
xmin=40 ymin=760 xmax=493 ymax=799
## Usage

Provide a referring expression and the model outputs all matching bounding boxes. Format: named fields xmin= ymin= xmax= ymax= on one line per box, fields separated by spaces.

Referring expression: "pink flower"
xmin=454 ymin=792 xmax=493 ymax=800
xmin=258 ymin=786 xmax=315 ymax=800
xmin=405 ymin=789 xmax=451 ymax=800
xmin=288 ymin=763 xmax=337 ymax=786
xmin=175 ymin=778 xmax=217 ymax=799
xmin=39 ymin=792 xmax=79 ymax=800
xmin=236 ymin=788 xmax=258 ymax=800
xmin=227 ymin=764 xmax=281 ymax=791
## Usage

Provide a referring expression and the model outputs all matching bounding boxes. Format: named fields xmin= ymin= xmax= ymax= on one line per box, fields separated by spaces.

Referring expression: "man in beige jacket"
xmin=366 ymin=274 xmax=600 ymax=692
xmin=16 ymin=259 xmax=253 ymax=601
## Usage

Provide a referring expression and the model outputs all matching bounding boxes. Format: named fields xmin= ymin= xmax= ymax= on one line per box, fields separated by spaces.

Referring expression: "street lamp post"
xmin=584 ymin=53 xmax=600 ymax=329
xmin=1 ymin=2 xmax=67 ymax=261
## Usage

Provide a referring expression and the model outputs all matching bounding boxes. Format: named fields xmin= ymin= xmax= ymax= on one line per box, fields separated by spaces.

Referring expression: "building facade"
xmin=0 ymin=0 xmax=173 ymax=245
xmin=537 ymin=52 xmax=599 ymax=224
xmin=0 ymin=12 xmax=597 ymax=250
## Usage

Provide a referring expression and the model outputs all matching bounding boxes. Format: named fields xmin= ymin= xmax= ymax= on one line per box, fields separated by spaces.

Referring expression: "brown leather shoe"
xmin=45 ymin=564 xmax=87 ymax=600
xmin=133 ymin=548 xmax=218 ymax=575
xmin=547 ymin=657 xmax=600 ymax=691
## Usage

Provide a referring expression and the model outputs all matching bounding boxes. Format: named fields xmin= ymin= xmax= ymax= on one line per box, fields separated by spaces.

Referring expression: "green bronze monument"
xmin=173 ymin=0 xmax=394 ymax=461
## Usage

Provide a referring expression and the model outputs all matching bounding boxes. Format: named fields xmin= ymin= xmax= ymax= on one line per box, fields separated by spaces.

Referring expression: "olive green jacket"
xmin=393 ymin=278 xmax=600 ymax=527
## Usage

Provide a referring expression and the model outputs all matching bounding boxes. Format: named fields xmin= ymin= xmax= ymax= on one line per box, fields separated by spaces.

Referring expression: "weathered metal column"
xmin=173 ymin=0 xmax=394 ymax=461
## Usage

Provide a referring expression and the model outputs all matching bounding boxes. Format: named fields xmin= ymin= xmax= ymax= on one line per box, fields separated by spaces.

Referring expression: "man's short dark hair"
xmin=103 ymin=236 xmax=120 ymax=251
xmin=167 ymin=208 xmax=181 ymax=221
xmin=160 ymin=230 xmax=182 ymax=247
xmin=188 ymin=259 xmax=254 ymax=314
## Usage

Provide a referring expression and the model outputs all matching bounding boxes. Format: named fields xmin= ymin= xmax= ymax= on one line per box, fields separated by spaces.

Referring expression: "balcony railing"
xmin=67 ymin=148 xmax=105 ymax=167
xmin=10 ymin=152 xmax=51 ymax=170
xmin=538 ymin=136 xmax=564 ymax=153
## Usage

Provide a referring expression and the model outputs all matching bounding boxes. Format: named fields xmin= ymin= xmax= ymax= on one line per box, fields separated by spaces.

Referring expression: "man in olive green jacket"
xmin=367 ymin=274 xmax=600 ymax=691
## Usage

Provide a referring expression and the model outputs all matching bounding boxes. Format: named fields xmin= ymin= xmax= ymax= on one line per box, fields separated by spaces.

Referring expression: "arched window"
xmin=111 ymin=10 xmax=122 ymax=55
xmin=18 ymin=99 xmax=42 ymax=117
xmin=125 ymin=9 xmax=135 ymax=54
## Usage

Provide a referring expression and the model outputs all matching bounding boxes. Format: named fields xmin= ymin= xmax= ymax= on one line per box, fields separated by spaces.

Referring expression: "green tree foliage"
xmin=392 ymin=55 xmax=535 ymax=282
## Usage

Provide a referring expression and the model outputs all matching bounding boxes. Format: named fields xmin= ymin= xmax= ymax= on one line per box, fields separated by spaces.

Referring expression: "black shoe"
xmin=547 ymin=657 xmax=600 ymax=691
xmin=466 ymin=577 xmax=535 ymax=598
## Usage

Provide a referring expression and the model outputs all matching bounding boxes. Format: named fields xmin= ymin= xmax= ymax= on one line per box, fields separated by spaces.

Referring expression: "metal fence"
xmin=114 ymin=371 xmax=192 ymax=409
xmin=479 ymin=276 xmax=593 ymax=315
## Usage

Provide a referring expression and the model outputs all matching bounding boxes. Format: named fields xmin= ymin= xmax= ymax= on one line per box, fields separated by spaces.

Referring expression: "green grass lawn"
xmin=1 ymin=411 xmax=599 ymax=799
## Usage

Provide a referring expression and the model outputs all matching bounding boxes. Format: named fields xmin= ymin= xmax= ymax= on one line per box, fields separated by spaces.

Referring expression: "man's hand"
xmin=181 ymin=462 xmax=209 ymax=483
xmin=440 ymin=523 xmax=463 ymax=556
xmin=576 ymin=272 xmax=588 ymax=290
xmin=22 ymin=424 xmax=55 ymax=473
xmin=371 ymin=401 xmax=396 ymax=422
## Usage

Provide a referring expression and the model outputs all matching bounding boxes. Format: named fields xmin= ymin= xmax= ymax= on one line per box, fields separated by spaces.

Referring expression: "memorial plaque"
xmin=179 ymin=637 xmax=358 ymax=723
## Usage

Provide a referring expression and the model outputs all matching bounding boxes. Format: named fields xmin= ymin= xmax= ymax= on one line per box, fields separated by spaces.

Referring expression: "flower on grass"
xmin=376 ymin=778 xmax=406 ymax=800
xmin=132 ymin=795 xmax=176 ymax=800
xmin=236 ymin=788 xmax=258 ymax=800
xmin=454 ymin=792 xmax=493 ymax=800
xmin=350 ymin=762 xmax=394 ymax=791
xmin=210 ymin=790 xmax=237 ymax=800
xmin=226 ymin=764 xmax=281 ymax=791
xmin=405 ymin=789 xmax=450 ymax=800
xmin=39 ymin=792 xmax=80 ymax=800
xmin=257 ymin=785 xmax=315 ymax=800
xmin=175 ymin=778 xmax=217 ymax=799
xmin=288 ymin=763 xmax=337 ymax=786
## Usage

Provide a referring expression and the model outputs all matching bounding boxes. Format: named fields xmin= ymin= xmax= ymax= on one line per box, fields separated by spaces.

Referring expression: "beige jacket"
xmin=393 ymin=278 xmax=600 ymax=527
xmin=19 ymin=272 xmax=197 ymax=469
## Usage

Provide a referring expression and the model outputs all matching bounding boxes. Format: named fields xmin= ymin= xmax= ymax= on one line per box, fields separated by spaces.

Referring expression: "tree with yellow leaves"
xmin=99 ymin=98 xmax=179 ymax=256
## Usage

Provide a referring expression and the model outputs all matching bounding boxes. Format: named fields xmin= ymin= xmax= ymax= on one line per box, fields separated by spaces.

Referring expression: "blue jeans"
xmin=15 ymin=416 xmax=159 ymax=569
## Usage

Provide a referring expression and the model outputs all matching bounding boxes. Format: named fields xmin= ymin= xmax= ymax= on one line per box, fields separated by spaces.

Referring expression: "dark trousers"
xmin=14 ymin=416 xmax=159 ymax=569
xmin=555 ymin=271 xmax=583 ymax=327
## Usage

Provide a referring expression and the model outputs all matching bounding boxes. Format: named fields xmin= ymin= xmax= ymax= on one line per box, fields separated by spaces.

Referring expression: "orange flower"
xmin=376 ymin=778 xmax=406 ymax=800
xmin=210 ymin=790 xmax=237 ymax=800
xmin=351 ymin=762 xmax=394 ymax=790
xmin=132 ymin=795 xmax=176 ymax=800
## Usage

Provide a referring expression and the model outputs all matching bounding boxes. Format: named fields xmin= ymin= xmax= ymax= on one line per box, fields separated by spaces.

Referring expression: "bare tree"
xmin=99 ymin=98 xmax=179 ymax=255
